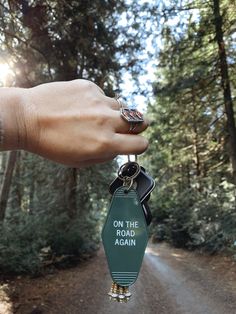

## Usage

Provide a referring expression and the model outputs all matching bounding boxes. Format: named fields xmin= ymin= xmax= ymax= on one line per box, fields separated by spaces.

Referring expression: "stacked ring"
xmin=115 ymin=95 xmax=144 ymax=133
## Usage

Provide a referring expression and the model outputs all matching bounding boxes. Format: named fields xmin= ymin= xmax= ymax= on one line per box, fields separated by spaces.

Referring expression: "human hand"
xmin=16 ymin=79 xmax=149 ymax=167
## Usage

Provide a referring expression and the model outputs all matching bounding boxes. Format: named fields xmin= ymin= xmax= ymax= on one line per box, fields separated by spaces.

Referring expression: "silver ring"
xmin=118 ymin=161 xmax=140 ymax=180
xmin=129 ymin=122 xmax=138 ymax=133
xmin=115 ymin=94 xmax=127 ymax=110
xmin=115 ymin=95 xmax=143 ymax=133
xmin=115 ymin=93 xmax=121 ymax=101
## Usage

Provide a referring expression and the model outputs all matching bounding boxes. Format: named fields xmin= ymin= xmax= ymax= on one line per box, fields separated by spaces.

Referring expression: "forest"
xmin=0 ymin=0 xmax=235 ymax=276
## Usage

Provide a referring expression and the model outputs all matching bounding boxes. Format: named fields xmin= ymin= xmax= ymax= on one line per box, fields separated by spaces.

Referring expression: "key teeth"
xmin=108 ymin=282 xmax=115 ymax=297
xmin=108 ymin=282 xmax=119 ymax=300
xmin=108 ymin=282 xmax=132 ymax=302
xmin=124 ymin=286 xmax=132 ymax=297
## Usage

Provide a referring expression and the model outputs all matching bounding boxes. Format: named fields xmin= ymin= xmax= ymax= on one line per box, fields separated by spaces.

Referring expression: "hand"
xmin=17 ymin=79 xmax=149 ymax=167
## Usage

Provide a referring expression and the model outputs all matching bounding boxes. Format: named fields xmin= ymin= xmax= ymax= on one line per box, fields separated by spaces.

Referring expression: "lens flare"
xmin=0 ymin=62 xmax=14 ymax=85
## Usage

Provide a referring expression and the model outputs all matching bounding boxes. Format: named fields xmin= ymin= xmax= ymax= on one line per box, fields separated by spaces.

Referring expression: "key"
xmin=124 ymin=286 xmax=131 ymax=298
xmin=108 ymin=282 xmax=132 ymax=303
xmin=142 ymin=200 xmax=152 ymax=226
xmin=118 ymin=285 xmax=125 ymax=302
xmin=109 ymin=161 xmax=155 ymax=224
xmin=109 ymin=282 xmax=119 ymax=300
xmin=109 ymin=163 xmax=155 ymax=203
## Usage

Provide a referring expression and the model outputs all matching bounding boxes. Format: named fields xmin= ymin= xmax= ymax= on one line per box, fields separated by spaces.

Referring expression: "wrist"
xmin=0 ymin=87 xmax=29 ymax=150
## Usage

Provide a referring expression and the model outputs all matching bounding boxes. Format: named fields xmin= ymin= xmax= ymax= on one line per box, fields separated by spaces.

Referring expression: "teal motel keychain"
xmin=102 ymin=159 xmax=154 ymax=302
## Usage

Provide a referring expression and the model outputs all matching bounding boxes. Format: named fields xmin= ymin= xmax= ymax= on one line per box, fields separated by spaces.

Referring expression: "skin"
xmin=0 ymin=79 xmax=149 ymax=168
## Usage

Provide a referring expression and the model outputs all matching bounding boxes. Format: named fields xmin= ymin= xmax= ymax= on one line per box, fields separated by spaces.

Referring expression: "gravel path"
xmin=3 ymin=243 xmax=236 ymax=314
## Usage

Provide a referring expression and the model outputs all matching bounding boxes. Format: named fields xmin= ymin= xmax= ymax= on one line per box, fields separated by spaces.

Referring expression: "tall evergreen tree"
xmin=144 ymin=0 xmax=236 ymax=251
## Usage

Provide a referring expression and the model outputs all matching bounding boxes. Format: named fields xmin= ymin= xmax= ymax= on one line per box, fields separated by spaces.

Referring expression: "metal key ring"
xmin=123 ymin=177 xmax=134 ymax=192
xmin=118 ymin=161 xmax=140 ymax=181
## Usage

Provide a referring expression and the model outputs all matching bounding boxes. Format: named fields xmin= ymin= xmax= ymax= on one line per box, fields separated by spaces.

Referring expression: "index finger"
xmin=112 ymin=134 xmax=149 ymax=155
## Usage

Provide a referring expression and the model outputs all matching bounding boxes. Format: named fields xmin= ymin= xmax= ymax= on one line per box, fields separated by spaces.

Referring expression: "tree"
xmin=144 ymin=0 xmax=236 ymax=251
xmin=0 ymin=151 xmax=17 ymax=221
xmin=212 ymin=0 xmax=236 ymax=184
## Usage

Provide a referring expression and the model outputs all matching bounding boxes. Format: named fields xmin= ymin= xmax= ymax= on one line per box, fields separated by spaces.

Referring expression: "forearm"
xmin=0 ymin=87 xmax=26 ymax=151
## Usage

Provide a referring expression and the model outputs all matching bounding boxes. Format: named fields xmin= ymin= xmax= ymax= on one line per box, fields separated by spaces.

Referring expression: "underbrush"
xmin=150 ymin=184 xmax=236 ymax=255
xmin=0 ymin=211 xmax=100 ymax=275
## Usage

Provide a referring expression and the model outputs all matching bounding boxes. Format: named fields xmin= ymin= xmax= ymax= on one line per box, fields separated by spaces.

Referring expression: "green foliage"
xmin=149 ymin=182 xmax=236 ymax=253
xmin=144 ymin=0 xmax=236 ymax=254
xmin=0 ymin=151 xmax=116 ymax=274
xmin=0 ymin=209 xmax=101 ymax=274
xmin=0 ymin=213 xmax=45 ymax=274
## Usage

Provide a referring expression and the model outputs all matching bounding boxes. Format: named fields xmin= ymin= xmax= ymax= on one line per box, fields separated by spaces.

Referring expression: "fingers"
xmin=113 ymin=134 xmax=149 ymax=155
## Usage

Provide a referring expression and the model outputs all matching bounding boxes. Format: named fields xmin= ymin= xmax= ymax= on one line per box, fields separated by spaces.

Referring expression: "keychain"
xmin=109 ymin=159 xmax=155 ymax=225
xmin=102 ymin=100 xmax=155 ymax=302
xmin=102 ymin=159 xmax=155 ymax=302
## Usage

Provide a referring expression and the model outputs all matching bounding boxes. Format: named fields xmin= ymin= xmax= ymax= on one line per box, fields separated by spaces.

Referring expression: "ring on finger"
xmin=115 ymin=93 xmax=127 ymax=110
xmin=115 ymin=94 xmax=144 ymax=133
xmin=129 ymin=122 xmax=138 ymax=133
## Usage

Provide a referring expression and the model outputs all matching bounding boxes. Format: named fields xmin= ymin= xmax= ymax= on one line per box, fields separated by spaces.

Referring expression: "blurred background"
xmin=0 ymin=0 xmax=235 ymax=279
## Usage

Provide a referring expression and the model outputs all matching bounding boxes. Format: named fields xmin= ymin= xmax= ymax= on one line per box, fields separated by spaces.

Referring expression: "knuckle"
xmin=84 ymin=80 xmax=99 ymax=92
xmin=76 ymin=79 xmax=98 ymax=92
xmin=94 ymin=110 xmax=111 ymax=126
xmin=96 ymin=135 xmax=112 ymax=153
xmin=101 ymin=135 xmax=112 ymax=148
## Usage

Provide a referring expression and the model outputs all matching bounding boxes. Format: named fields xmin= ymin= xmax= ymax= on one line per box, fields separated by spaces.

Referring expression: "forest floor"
xmin=1 ymin=242 xmax=236 ymax=314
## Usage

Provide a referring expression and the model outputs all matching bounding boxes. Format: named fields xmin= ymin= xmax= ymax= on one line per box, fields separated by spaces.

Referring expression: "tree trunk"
xmin=14 ymin=151 xmax=22 ymax=210
xmin=191 ymin=93 xmax=201 ymax=179
xmin=29 ymin=179 xmax=35 ymax=213
xmin=212 ymin=0 xmax=236 ymax=184
xmin=67 ymin=168 xmax=77 ymax=219
xmin=0 ymin=151 xmax=18 ymax=221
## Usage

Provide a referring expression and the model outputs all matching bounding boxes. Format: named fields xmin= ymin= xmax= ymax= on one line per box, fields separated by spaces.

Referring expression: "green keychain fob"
xmin=102 ymin=186 xmax=148 ymax=301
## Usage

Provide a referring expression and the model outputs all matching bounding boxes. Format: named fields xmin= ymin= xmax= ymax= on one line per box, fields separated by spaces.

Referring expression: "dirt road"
xmin=2 ymin=243 xmax=236 ymax=314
